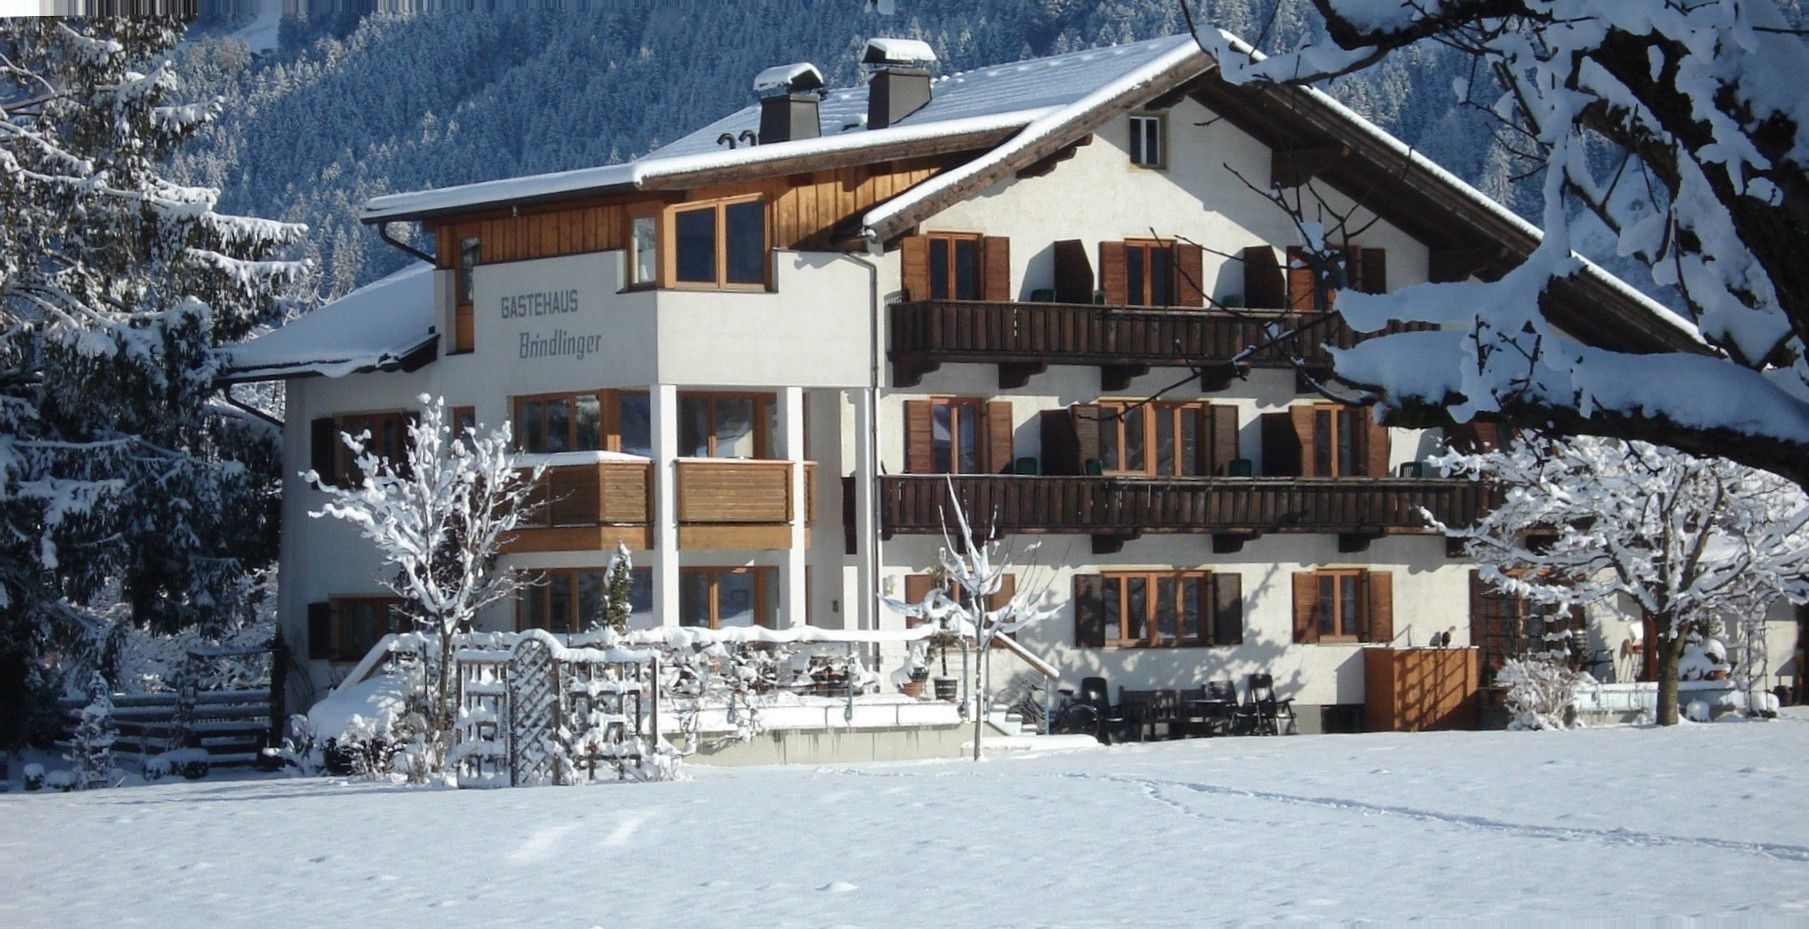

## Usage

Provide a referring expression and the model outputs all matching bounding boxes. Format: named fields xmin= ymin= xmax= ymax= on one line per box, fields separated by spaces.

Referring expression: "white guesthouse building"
xmin=230 ymin=33 xmax=1805 ymax=733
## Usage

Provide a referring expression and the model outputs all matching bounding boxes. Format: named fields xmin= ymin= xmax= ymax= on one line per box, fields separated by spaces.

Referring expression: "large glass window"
xmin=1100 ymin=401 xmax=1214 ymax=476
xmin=930 ymin=398 xmax=984 ymax=474
xmin=679 ymin=567 xmax=776 ymax=628
xmin=514 ymin=391 xmax=648 ymax=456
xmin=1102 ymin=571 xmax=1217 ymax=647
xmin=618 ymin=391 xmax=652 ymax=457
xmin=678 ymin=393 xmax=772 ymax=459
xmin=671 ymin=197 xmax=766 ymax=289
xmin=519 ymin=567 xmax=653 ymax=634
xmin=328 ymin=598 xmax=405 ymax=663
xmin=1317 ymin=570 xmax=1363 ymax=640
xmin=457 ymin=237 xmax=479 ymax=303
xmin=1310 ymin=404 xmax=1366 ymax=477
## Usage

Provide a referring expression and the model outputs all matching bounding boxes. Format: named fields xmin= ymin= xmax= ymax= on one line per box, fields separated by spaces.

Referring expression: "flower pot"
xmin=899 ymin=680 xmax=925 ymax=698
xmin=932 ymin=677 xmax=959 ymax=702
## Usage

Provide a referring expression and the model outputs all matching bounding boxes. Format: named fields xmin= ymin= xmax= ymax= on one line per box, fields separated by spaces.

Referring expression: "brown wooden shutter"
xmin=1175 ymin=242 xmax=1205 ymax=307
xmin=903 ymin=574 xmax=935 ymax=628
xmin=1074 ymin=574 xmax=1106 ymax=647
xmin=903 ymin=400 xmax=934 ymax=474
xmin=1285 ymin=246 xmax=1317 ymax=310
xmin=307 ymin=601 xmax=333 ymax=661
xmin=1071 ymin=403 xmax=1102 ymax=471
xmin=1292 ymin=572 xmax=1320 ymax=644
xmin=1052 ymin=239 xmax=1094 ymax=303
xmin=1359 ymin=247 xmax=1387 ymax=295
xmin=1366 ymin=570 xmax=1395 ymax=644
xmin=1039 ymin=409 xmax=1079 ymax=475
xmin=1365 ymin=413 xmax=1391 ymax=478
xmin=985 ymin=401 xmax=1014 ymax=474
xmin=1260 ymin=412 xmax=1302 ymax=477
xmin=310 ymin=417 xmax=338 ymax=484
xmin=981 ymin=236 xmax=1011 ymax=301
xmin=1211 ymin=572 xmax=1243 ymax=645
xmin=987 ymin=573 xmax=1016 ymax=612
xmin=1468 ymin=569 xmax=1487 ymax=635
xmin=1098 ymin=241 xmax=1128 ymax=305
xmin=1243 ymin=245 xmax=1286 ymax=308
xmin=900 ymin=235 xmax=930 ymax=302
xmin=1209 ymin=404 xmax=1239 ymax=475
xmin=1291 ymin=405 xmax=1320 ymax=477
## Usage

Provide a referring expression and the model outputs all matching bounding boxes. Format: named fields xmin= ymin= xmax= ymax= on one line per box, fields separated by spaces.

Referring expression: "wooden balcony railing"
xmin=505 ymin=460 xmax=653 ymax=553
xmin=677 ymin=459 xmax=815 ymax=549
xmin=878 ymin=474 xmax=1493 ymax=553
xmin=888 ymin=300 xmax=1431 ymax=388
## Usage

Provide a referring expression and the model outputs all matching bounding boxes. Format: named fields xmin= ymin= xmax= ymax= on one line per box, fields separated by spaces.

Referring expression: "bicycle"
xmin=1013 ymin=682 xmax=1115 ymax=744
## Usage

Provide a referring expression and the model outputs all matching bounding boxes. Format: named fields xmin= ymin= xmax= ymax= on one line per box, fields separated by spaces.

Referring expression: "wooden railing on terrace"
xmin=878 ymin=474 xmax=1492 ymax=545
xmin=888 ymin=300 xmax=1434 ymax=387
xmin=676 ymin=459 xmax=815 ymax=525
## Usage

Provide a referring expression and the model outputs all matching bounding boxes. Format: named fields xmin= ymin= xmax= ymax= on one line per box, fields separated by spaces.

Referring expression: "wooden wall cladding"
xmin=1363 ymin=647 xmax=1479 ymax=732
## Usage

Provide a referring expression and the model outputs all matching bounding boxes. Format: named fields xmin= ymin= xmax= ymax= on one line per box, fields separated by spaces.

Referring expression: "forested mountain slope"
xmin=173 ymin=2 xmax=1529 ymax=299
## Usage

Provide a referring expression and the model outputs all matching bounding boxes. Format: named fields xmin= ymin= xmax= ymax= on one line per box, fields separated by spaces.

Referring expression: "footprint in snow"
xmin=819 ymin=881 xmax=858 ymax=893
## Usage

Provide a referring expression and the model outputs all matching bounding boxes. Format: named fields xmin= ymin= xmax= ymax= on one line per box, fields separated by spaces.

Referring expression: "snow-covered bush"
xmin=1498 ymin=654 xmax=1583 ymax=731
xmin=66 ymin=673 xmax=118 ymax=789
xmin=22 ymin=762 xmax=44 ymax=791
xmin=142 ymin=748 xmax=210 ymax=782
xmin=306 ymin=669 xmax=417 ymax=780
xmin=1678 ymin=636 xmax=1731 ymax=682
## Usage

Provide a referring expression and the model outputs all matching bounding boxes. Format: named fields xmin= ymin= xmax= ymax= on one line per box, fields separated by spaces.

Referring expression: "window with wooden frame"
xmin=898 ymin=233 xmax=1011 ymax=302
xmin=1097 ymin=239 xmax=1203 ymax=307
xmin=518 ymin=566 xmax=653 ymax=633
xmin=1284 ymin=245 xmax=1388 ymax=311
xmin=309 ymin=411 xmax=412 ymax=487
xmin=1291 ymin=569 xmax=1393 ymax=645
xmin=1072 ymin=571 xmax=1241 ymax=648
xmin=511 ymin=390 xmax=650 ymax=456
xmin=453 ymin=236 xmax=479 ymax=353
xmin=1128 ymin=112 xmax=1166 ymax=168
xmin=628 ymin=214 xmax=658 ymax=287
xmin=306 ymin=597 xmax=405 ymax=663
xmin=1096 ymin=401 xmax=1238 ymax=477
xmin=679 ymin=566 xmax=778 ymax=628
xmin=679 ymin=391 xmax=774 ymax=459
xmin=670 ymin=195 xmax=767 ymax=290
xmin=902 ymin=398 xmax=1014 ymax=475
xmin=1260 ymin=403 xmax=1389 ymax=478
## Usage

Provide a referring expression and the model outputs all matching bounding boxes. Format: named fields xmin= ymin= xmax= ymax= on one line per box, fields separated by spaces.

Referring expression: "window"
xmin=519 ymin=567 xmax=654 ymax=634
xmin=1099 ymin=401 xmax=1212 ymax=476
xmin=671 ymin=197 xmax=766 ymax=289
xmin=453 ymin=237 xmax=479 ymax=354
xmin=1129 ymin=113 xmax=1165 ymax=168
xmin=1124 ymin=239 xmax=1177 ymax=306
xmin=1316 ymin=569 xmax=1364 ymax=641
xmin=927 ymin=232 xmax=983 ymax=300
xmin=1311 ymin=404 xmax=1366 ymax=477
xmin=512 ymin=391 xmax=649 ymax=456
xmin=1098 ymin=571 xmax=1231 ymax=647
xmin=630 ymin=215 xmax=657 ymax=286
xmin=679 ymin=392 xmax=773 ymax=459
xmin=931 ymin=398 xmax=986 ymax=474
xmin=336 ymin=411 xmax=410 ymax=485
xmin=324 ymin=597 xmax=405 ymax=663
xmin=679 ymin=567 xmax=777 ymax=628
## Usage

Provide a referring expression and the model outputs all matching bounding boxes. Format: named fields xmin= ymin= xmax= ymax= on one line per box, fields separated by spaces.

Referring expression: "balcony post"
xmin=650 ymin=384 xmax=680 ymax=628
xmin=853 ymin=387 xmax=878 ymax=634
xmin=778 ymin=386 xmax=807 ymax=628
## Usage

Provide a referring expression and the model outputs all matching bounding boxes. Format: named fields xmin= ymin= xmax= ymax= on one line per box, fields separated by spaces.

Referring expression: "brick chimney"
xmin=862 ymin=37 xmax=937 ymax=130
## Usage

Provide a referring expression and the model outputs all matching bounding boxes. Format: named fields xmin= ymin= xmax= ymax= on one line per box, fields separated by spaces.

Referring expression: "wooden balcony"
xmin=878 ymin=474 xmax=1493 ymax=554
xmin=505 ymin=460 xmax=653 ymax=553
xmin=889 ymin=299 xmax=1429 ymax=389
xmin=677 ymin=459 xmax=815 ymax=550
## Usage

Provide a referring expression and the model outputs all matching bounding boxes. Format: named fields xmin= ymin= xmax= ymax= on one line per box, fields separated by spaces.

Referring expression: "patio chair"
xmin=1245 ymin=673 xmax=1297 ymax=736
xmin=1199 ymin=680 xmax=1238 ymax=737
xmin=1079 ymin=676 xmax=1128 ymax=742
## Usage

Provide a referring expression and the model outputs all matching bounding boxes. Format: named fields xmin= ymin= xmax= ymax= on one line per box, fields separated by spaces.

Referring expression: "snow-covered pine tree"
xmin=67 ymin=671 xmax=117 ymax=789
xmin=0 ymin=19 xmax=308 ymax=747
xmin=597 ymin=543 xmax=634 ymax=633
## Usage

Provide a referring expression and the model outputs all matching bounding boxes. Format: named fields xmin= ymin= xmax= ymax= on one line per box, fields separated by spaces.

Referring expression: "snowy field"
xmin=5 ymin=716 xmax=1809 ymax=927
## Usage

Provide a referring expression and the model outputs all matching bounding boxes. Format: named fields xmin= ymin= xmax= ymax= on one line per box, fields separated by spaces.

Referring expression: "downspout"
xmin=836 ymin=250 xmax=882 ymax=648
xmin=377 ymin=221 xmax=437 ymax=266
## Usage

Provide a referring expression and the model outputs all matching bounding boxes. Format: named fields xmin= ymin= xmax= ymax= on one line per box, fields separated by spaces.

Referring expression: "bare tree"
xmin=1430 ymin=434 xmax=1809 ymax=725
xmin=308 ymin=394 xmax=542 ymax=775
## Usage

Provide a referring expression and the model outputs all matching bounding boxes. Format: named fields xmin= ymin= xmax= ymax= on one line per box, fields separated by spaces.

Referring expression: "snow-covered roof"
xmin=361 ymin=35 xmax=1198 ymax=222
xmin=223 ymin=262 xmax=438 ymax=381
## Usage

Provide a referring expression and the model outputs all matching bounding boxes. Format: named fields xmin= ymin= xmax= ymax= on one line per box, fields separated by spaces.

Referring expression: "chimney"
xmin=862 ymin=37 xmax=937 ymax=130
xmin=754 ymin=62 xmax=824 ymax=144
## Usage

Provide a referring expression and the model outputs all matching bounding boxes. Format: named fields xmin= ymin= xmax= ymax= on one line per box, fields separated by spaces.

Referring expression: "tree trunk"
xmin=1653 ymin=624 xmax=1684 ymax=726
